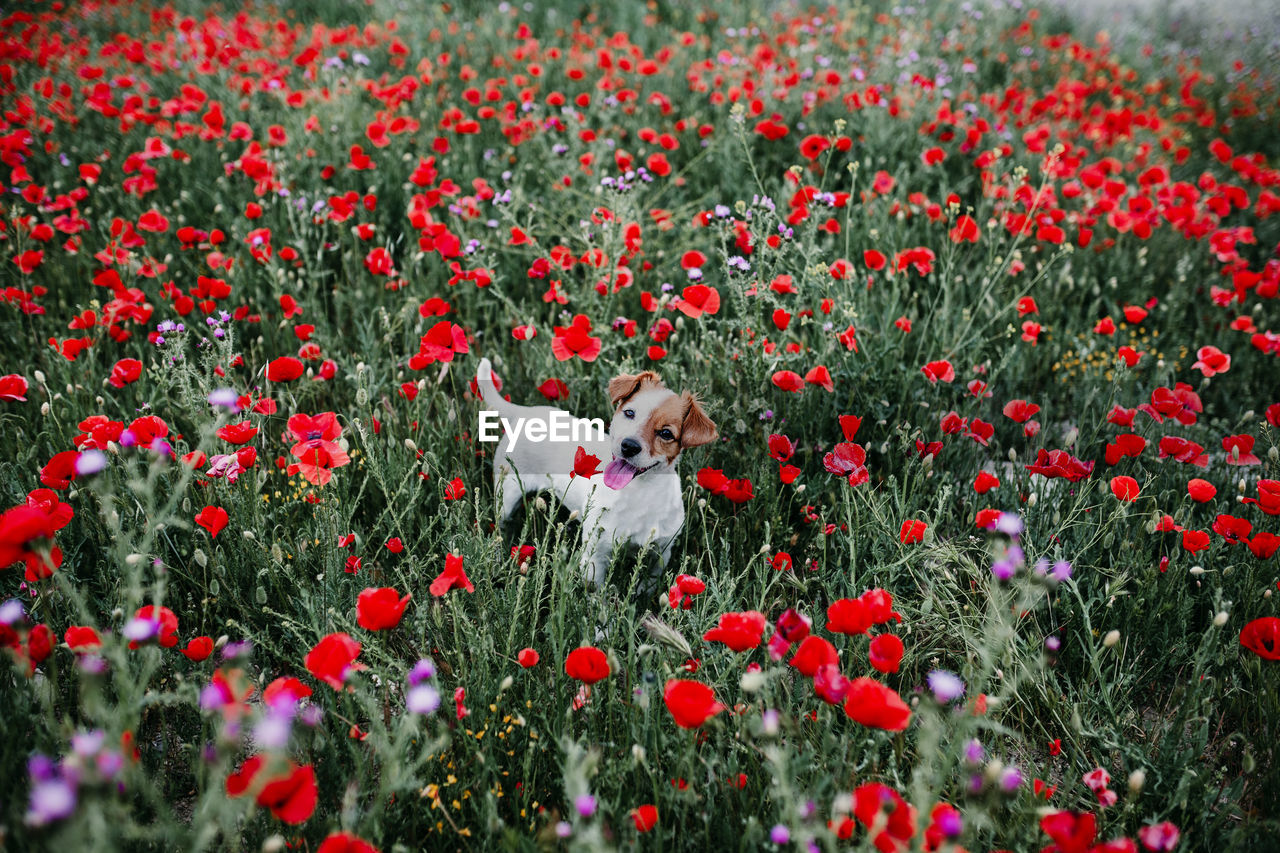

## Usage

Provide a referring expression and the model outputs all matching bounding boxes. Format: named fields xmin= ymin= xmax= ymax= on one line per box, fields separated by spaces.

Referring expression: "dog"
xmin=474 ymin=358 xmax=716 ymax=587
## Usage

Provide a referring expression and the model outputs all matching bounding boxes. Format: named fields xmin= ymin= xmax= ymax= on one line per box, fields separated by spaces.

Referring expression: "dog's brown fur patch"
xmin=608 ymin=371 xmax=664 ymax=408
xmin=641 ymin=392 xmax=688 ymax=463
xmin=641 ymin=391 xmax=718 ymax=462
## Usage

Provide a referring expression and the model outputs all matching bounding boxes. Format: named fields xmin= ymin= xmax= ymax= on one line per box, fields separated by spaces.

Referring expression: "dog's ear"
xmin=679 ymin=392 xmax=717 ymax=448
xmin=608 ymin=371 xmax=661 ymax=408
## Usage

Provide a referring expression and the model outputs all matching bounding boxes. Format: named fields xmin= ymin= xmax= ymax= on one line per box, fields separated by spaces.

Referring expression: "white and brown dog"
xmin=475 ymin=358 xmax=716 ymax=586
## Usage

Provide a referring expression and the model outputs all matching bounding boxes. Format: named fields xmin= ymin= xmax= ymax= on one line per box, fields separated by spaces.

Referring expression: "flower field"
xmin=2 ymin=0 xmax=1279 ymax=849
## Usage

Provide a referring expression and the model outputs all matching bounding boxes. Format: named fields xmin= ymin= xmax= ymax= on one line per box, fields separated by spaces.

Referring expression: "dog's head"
xmin=601 ymin=371 xmax=717 ymax=490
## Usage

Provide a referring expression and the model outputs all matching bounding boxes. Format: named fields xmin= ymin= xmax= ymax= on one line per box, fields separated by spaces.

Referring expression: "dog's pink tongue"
xmin=603 ymin=457 xmax=636 ymax=490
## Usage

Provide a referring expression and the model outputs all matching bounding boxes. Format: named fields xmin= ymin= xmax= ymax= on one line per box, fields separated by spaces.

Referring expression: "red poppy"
xmin=287 ymin=412 xmax=350 ymax=486
xmin=564 ymin=646 xmax=610 ymax=683
xmin=1243 ymin=480 xmax=1280 ymax=515
xmin=1002 ymin=399 xmax=1040 ymax=423
xmin=551 ymin=315 xmax=602 ymax=362
xmin=40 ymin=451 xmax=80 ymax=489
xmin=108 ymin=358 xmax=143 ymax=388
xmin=1223 ymin=434 xmax=1261 ymax=466
xmin=673 ymin=284 xmax=720 ymax=318
xmin=517 ymin=648 xmax=540 ymax=667
xmin=195 ymin=506 xmax=229 ymax=538
xmin=65 ymin=625 xmax=102 ymax=652
xmin=266 ymin=356 xmax=305 ymax=382
xmin=697 ymin=468 xmax=730 ymax=495
xmin=0 ymin=494 xmax=72 ymax=581
xmin=264 ymin=677 xmax=313 ymax=706
xmin=356 ymin=587 xmax=411 ymax=630
xmin=1039 ymin=811 xmax=1098 ymax=853
xmin=771 ymin=370 xmax=804 ymax=392
xmin=131 ymin=605 xmax=179 ymax=649
xmin=316 ymin=832 xmax=380 ymax=853
xmin=975 ymin=508 xmax=1002 ymax=528
xmin=1109 ymin=476 xmax=1140 ymax=502
xmin=1249 ymin=533 xmax=1280 ymax=559
xmin=443 ymin=477 xmax=466 ymax=499
xmin=1191 ymin=345 xmax=1230 ymax=377
xmin=824 ymin=442 xmax=869 ymax=486
xmin=416 ymin=320 xmax=469 ymax=366
xmin=974 ymin=471 xmax=1000 ymax=494
xmin=861 ymin=588 xmax=903 ymax=624
xmin=1104 ymin=434 xmax=1147 ymax=465
xmin=789 ymin=635 xmax=838 ymax=676
xmin=572 ymin=446 xmax=602 ymax=479
xmin=1158 ymin=436 xmax=1208 ymax=467
xmin=182 ymin=636 xmax=214 ymax=662
xmin=768 ymin=434 xmax=795 ymax=463
xmin=846 ymin=782 xmax=917 ymax=852
xmin=226 ymin=755 xmax=318 ymax=825
xmin=217 ymin=421 xmax=258 ymax=445
xmin=839 ymin=415 xmax=863 ymax=441
xmin=430 ymin=554 xmax=474 ymax=596
xmin=537 ymin=378 xmax=569 ymax=400
xmin=1148 ymin=383 xmax=1202 ymax=425
xmin=843 ymin=678 xmax=911 ymax=731
xmin=799 ymin=133 xmax=830 ymax=159
xmin=1239 ymin=618 xmax=1280 ymax=660
xmin=0 ymin=374 xmax=28 ymax=401
xmin=899 ymin=519 xmax=927 ymax=544
xmin=305 ymin=632 xmax=363 ymax=690
xmin=920 ymin=360 xmax=955 ymax=383
xmin=631 ymin=804 xmax=658 ymax=832
xmin=949 ymin=214 xmax=980 ymax=243
xmin=1026 ymin=449 xmax=1093 ymax=482
xmin=1212 ymin=514 xmax=1252 ymax=545
xmin=868 ymin=634 xmax=905 ymax=674
xmin=663 ymin=679 xmax=726 ymax=728
xmin=1181 ymin=529 xmax=1211 ymax=553
xmin=805 ymin=364 xmax=834 ymax=392
xmin=702 ymin=610 xmax=767 ymax=651
xmin=827 ymin=598 xmax=871 ymax=635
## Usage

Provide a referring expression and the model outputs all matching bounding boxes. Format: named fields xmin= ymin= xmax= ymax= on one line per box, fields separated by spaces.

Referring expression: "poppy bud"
xmin=1128 ymin=769 xmax=1145 ymax=793
xmin=1103 ymin=630 xmax=1120 ymax=647
xmin=1213 ymin=611 xmax=1228 ymax=627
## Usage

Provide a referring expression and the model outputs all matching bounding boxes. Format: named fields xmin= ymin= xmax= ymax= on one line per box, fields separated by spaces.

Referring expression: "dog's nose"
xmin=620 ymin=437 xmax=641 ymax=458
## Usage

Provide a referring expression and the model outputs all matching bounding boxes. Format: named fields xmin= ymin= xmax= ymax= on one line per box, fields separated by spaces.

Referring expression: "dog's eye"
xmin=657 ymin=428 xmax=674 ymax=441
xmin=623 ymin=409 xmax=635 ymax=419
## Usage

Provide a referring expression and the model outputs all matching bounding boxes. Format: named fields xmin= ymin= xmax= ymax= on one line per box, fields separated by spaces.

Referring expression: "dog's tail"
xmin=475 ymin=357 xmax=515 ymax=417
